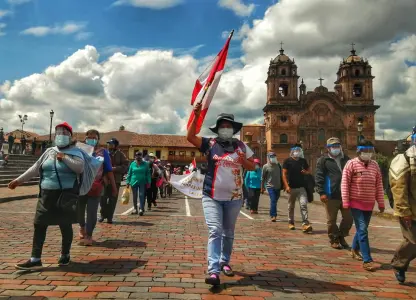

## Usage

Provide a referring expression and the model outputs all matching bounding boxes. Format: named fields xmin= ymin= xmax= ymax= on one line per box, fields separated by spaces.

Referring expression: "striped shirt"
xmin=341 ymin=157 xmax=385 ymax=211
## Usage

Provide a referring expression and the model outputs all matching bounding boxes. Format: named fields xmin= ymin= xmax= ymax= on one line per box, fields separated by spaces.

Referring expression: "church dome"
xmin=272 ymin=48 xmax=291 ymax=63
xmin=314 ymin=85 xmax=328 ymax=93
xmin=344 ymin=46 xmax=362 ymax=63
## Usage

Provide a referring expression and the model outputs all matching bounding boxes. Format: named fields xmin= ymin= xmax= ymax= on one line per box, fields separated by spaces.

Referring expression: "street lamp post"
xmin=257 ymin=134 xmax=267 ymax=166
xmin=49 ymin=110 xmax=55 ymax=144
xmin=357 ymin=120 xmax=363 ymax=144
xmin=18 ymin=114 xmax=28 ymax=133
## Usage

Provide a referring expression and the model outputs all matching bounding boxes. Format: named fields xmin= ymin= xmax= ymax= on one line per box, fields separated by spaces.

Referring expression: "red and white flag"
xmin=187 ymin=30 xmax=234 ymax=134
xmin=189 ymin=157 xmax=197 ymax=171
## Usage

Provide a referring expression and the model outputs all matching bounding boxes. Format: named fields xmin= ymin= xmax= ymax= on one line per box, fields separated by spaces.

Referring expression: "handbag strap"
xmin=53 ymin=155 xmax=63 ymax=190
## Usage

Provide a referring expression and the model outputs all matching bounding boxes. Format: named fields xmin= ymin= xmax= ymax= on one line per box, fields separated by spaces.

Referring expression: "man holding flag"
xmin=186 ymin=30 xmax=256 ymax=287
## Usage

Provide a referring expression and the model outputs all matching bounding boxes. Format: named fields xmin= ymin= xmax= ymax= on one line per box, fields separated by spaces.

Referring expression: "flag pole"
xmin=197 ymin=29 xmax=234 ymax=105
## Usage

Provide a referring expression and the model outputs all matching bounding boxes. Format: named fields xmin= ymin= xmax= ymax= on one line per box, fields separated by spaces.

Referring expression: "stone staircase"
xmin=0 ymin=154 xmax=39 ymax=188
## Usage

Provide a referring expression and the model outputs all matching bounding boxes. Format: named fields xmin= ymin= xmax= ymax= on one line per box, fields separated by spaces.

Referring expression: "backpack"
xmin=87 ymin=149 xmax=105 ymax=197
xmin=387 ymin=153 xmax=410 ymax=208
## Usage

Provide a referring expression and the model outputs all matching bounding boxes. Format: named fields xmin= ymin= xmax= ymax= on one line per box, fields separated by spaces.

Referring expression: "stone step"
xmin=0 ymin=180 xmax=38 ymax=188
xmin=0 ymin=169 xmax=21 ymax=175
xmin=0 ymin=177 xmax=39 ymax=184
xmin=4 ymin=162 xmax=35 ymax=167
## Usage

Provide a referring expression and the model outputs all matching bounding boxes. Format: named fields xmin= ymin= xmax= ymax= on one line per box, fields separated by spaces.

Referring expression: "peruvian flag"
xmin=187 ymin=30 xmax=234 ymax=134
xmin=189 ymin=157 xmax=197 ymax=172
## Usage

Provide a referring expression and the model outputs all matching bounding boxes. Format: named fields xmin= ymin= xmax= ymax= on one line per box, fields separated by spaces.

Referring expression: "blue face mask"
xmin=330 ymin=148 xmax=341 ymax=156
xmin=55 ymin=135 xmax=70 ymax=148
xmin=85 ymin=139 xmax=98 ymax=147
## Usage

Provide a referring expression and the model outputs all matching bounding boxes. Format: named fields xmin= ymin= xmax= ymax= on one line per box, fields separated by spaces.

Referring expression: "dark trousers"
xmin=78 ymin=195 xmax=100 ymax=236
xmin=391 ymin=219 xmax=416 ymax=271
xmin=31 ymin=224 xmax=73 ymax=258
xmin=248 ymin=188 xmax=261 ymax=211
xmin=146 ymin=179 xmax=157 ymax=207
xmin=100 ymin=183 xmax=121 ymax=221
xmin=325 ymin=199 xmax=353 ymax=243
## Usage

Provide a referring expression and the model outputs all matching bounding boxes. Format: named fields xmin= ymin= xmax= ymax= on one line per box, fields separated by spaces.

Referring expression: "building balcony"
xmin=167 ymin=155 xmax=206 ymax=163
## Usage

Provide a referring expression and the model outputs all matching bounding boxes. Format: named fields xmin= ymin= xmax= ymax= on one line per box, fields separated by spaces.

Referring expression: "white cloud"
xmin=0 ymin=10 xmax=11 ymax=19
xmin=221 ymin=23 xmax=250 ymax=40
xmin=21 ymin=22 xmax=87 ymax=37
xmin=1 ymin=0 xmax=416 ymax=142
xmin=6 ymin=0 xmax=32 ymax=5
xmin=75 ymin=32 xmax=93 ymax=41
xmin=0 ymin=23 xmax=6 ymax=36
xmin=113 ymin=0 xmax=183 ymax=9
xmin=218 ymin=0 xmax=255 ymax=17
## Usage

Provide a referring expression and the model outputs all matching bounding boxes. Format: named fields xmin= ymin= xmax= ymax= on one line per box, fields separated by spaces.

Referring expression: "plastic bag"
xmin=121 ymin=186 xmax=130 ymax=205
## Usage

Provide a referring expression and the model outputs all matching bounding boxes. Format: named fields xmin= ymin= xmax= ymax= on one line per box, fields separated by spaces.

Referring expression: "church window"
xmin=279 ymin=83 xmax=289 ymax=97
xmin=318 ymin=128 xmax=325 ymax=142
xmin=355 ymin=69 xmax=360 ymax=76
xmin=280 ymin=116 xmax=288 ymax=122
xmin=280 ymin=134 xmax=288 ymax=144
xmin=281 ymin=68 xmax=286 ymax=75
xmin=353 ymin=83 xmax=362 ymax=97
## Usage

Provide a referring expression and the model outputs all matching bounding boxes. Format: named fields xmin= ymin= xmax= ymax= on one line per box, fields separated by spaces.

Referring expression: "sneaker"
xmin=271 ymin=216 xmax=277 ymax=222
xmin=131 ymin=209 xmax=138 ymax=215
xmin=350 ymin=249 xmax=363 ymax=261
xmin=331 ymin=242 xmax=343 ymax=250
xmin=107 ymin=219 xmax=113 ymax=224
xmin=339 ymin=237 xmax=350 ymax=249
xmin=79 ymin=227 xmax=86 ymax=240
xmin=302 ymin=224 xmax=313 ymax=233
xmin=139 ymin=209 xmax=144 ymax=216
xmin=394 ymin=270 xmax=406 ymax=283
xmin=15 ymin=259 xmax=43 ymax=271
xmin=205 ymin=273 xmax=220 ymax=286
xmin=221 ymin=264 xmax=234 ymax=277
xmin=58 ymin=255 xmax=70 ymax=266
xmin=98 ymin=217 xmax=105 ymax=223
xmin=288 ymin=223 xmax=295 ymax=230
xmin=363 ymin=261 xmax=376 ymax=272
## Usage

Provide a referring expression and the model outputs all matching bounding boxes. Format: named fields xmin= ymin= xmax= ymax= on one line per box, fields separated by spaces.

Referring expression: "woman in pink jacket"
xmin=341 ymin=140 xmax=385 ymax=271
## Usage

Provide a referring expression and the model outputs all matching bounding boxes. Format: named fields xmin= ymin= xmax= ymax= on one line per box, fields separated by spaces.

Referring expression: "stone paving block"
xmin=97 ymin=291 xmax=131 ymax=298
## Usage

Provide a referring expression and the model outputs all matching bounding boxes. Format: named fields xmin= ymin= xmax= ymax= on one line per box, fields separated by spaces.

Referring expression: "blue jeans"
xmin=202 ymin=197 xmax=242 ymax=275
xmin=267 ymin=188 xmax=281 ymax=217
xmin=132 ymin=183 xmax=146 ymax=211
xmin=78 ymin=195 xmax=100 ymax=236
xmin=351 ymin=208 xmax=373 ymax=263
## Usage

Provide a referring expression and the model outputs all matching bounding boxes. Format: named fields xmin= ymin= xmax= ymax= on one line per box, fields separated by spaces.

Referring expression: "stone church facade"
xmin=263 ymin=46 xmax=379 ymax=170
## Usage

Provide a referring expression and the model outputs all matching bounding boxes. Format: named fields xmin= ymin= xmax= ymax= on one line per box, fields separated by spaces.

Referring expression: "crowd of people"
xmin=5 ymin=113 xmax=415 ymax=287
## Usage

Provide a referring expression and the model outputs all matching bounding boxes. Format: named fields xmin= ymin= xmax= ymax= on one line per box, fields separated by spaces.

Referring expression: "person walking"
xmin=126 ymin=151 xmax=151 ymax=215
xmin=8 ymin=135 xmax=14 ymax=154
xmin=315 ymin=137 xmax=352 ymax=249
xmin=31 ymin=137 xmax=37 ymax=155
xmin=341 ymin=140 xmax=385 ymax=271
xmin=78 ymin=130 xmax=117 ymax=246
xmin=187 ymin=102 xmax=255 ymax=286
xmin=389 ymin=126 xmax=416 ymax=283
xmin=146 ymin=153 xmax=160 ymax=210
xmin=244 ymin=158 xmax=262 ymax=214
xmin=261 ymin=152 xmax=283 ymax=222
xmin=99 ymin=138 xmax=128 ymax=223
xmin=282 ymin=144 xmax=312 ymax=233
xmin=8 ymin=122 xmax=86 ymax=270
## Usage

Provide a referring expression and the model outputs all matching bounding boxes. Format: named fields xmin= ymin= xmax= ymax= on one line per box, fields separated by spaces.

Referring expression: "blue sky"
xmin=0 ymin=0 xmax=273 ymax=82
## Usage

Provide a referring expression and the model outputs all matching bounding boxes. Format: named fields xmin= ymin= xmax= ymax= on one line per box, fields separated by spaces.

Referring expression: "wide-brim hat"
xmin=209 ymin=113 xmax=243 ymax=135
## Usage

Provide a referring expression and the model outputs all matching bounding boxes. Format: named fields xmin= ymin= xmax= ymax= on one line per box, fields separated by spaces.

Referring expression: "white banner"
xmin=170 ymin=170 xmax=205 ymax=198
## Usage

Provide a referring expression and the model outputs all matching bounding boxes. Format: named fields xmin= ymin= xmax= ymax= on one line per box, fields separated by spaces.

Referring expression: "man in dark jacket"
xmin=315 ymin=137 xmax=352 ymax=249
xmin=100 ymin=138 xmax=128 ymax=223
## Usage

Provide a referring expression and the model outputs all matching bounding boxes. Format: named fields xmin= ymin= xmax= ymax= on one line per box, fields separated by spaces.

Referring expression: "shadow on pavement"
xmin=371 ymin=247 xmax=396 ymax=255
xmin=17 ymin=258 xmax=147 ymax=275
xmin=209 ymin=269 xmax=360 ymax=294
xmin=94 ymin=239 xmax=147 ymax=249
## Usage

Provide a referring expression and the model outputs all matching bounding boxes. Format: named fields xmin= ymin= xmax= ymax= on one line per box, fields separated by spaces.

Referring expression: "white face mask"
xmin=218 ymin=128 xmax=234 ymax=139
xmin=360 ymin=153 xmax=373 ymax=161
xmin=292 ymin=151 xmax=300 ymax=158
